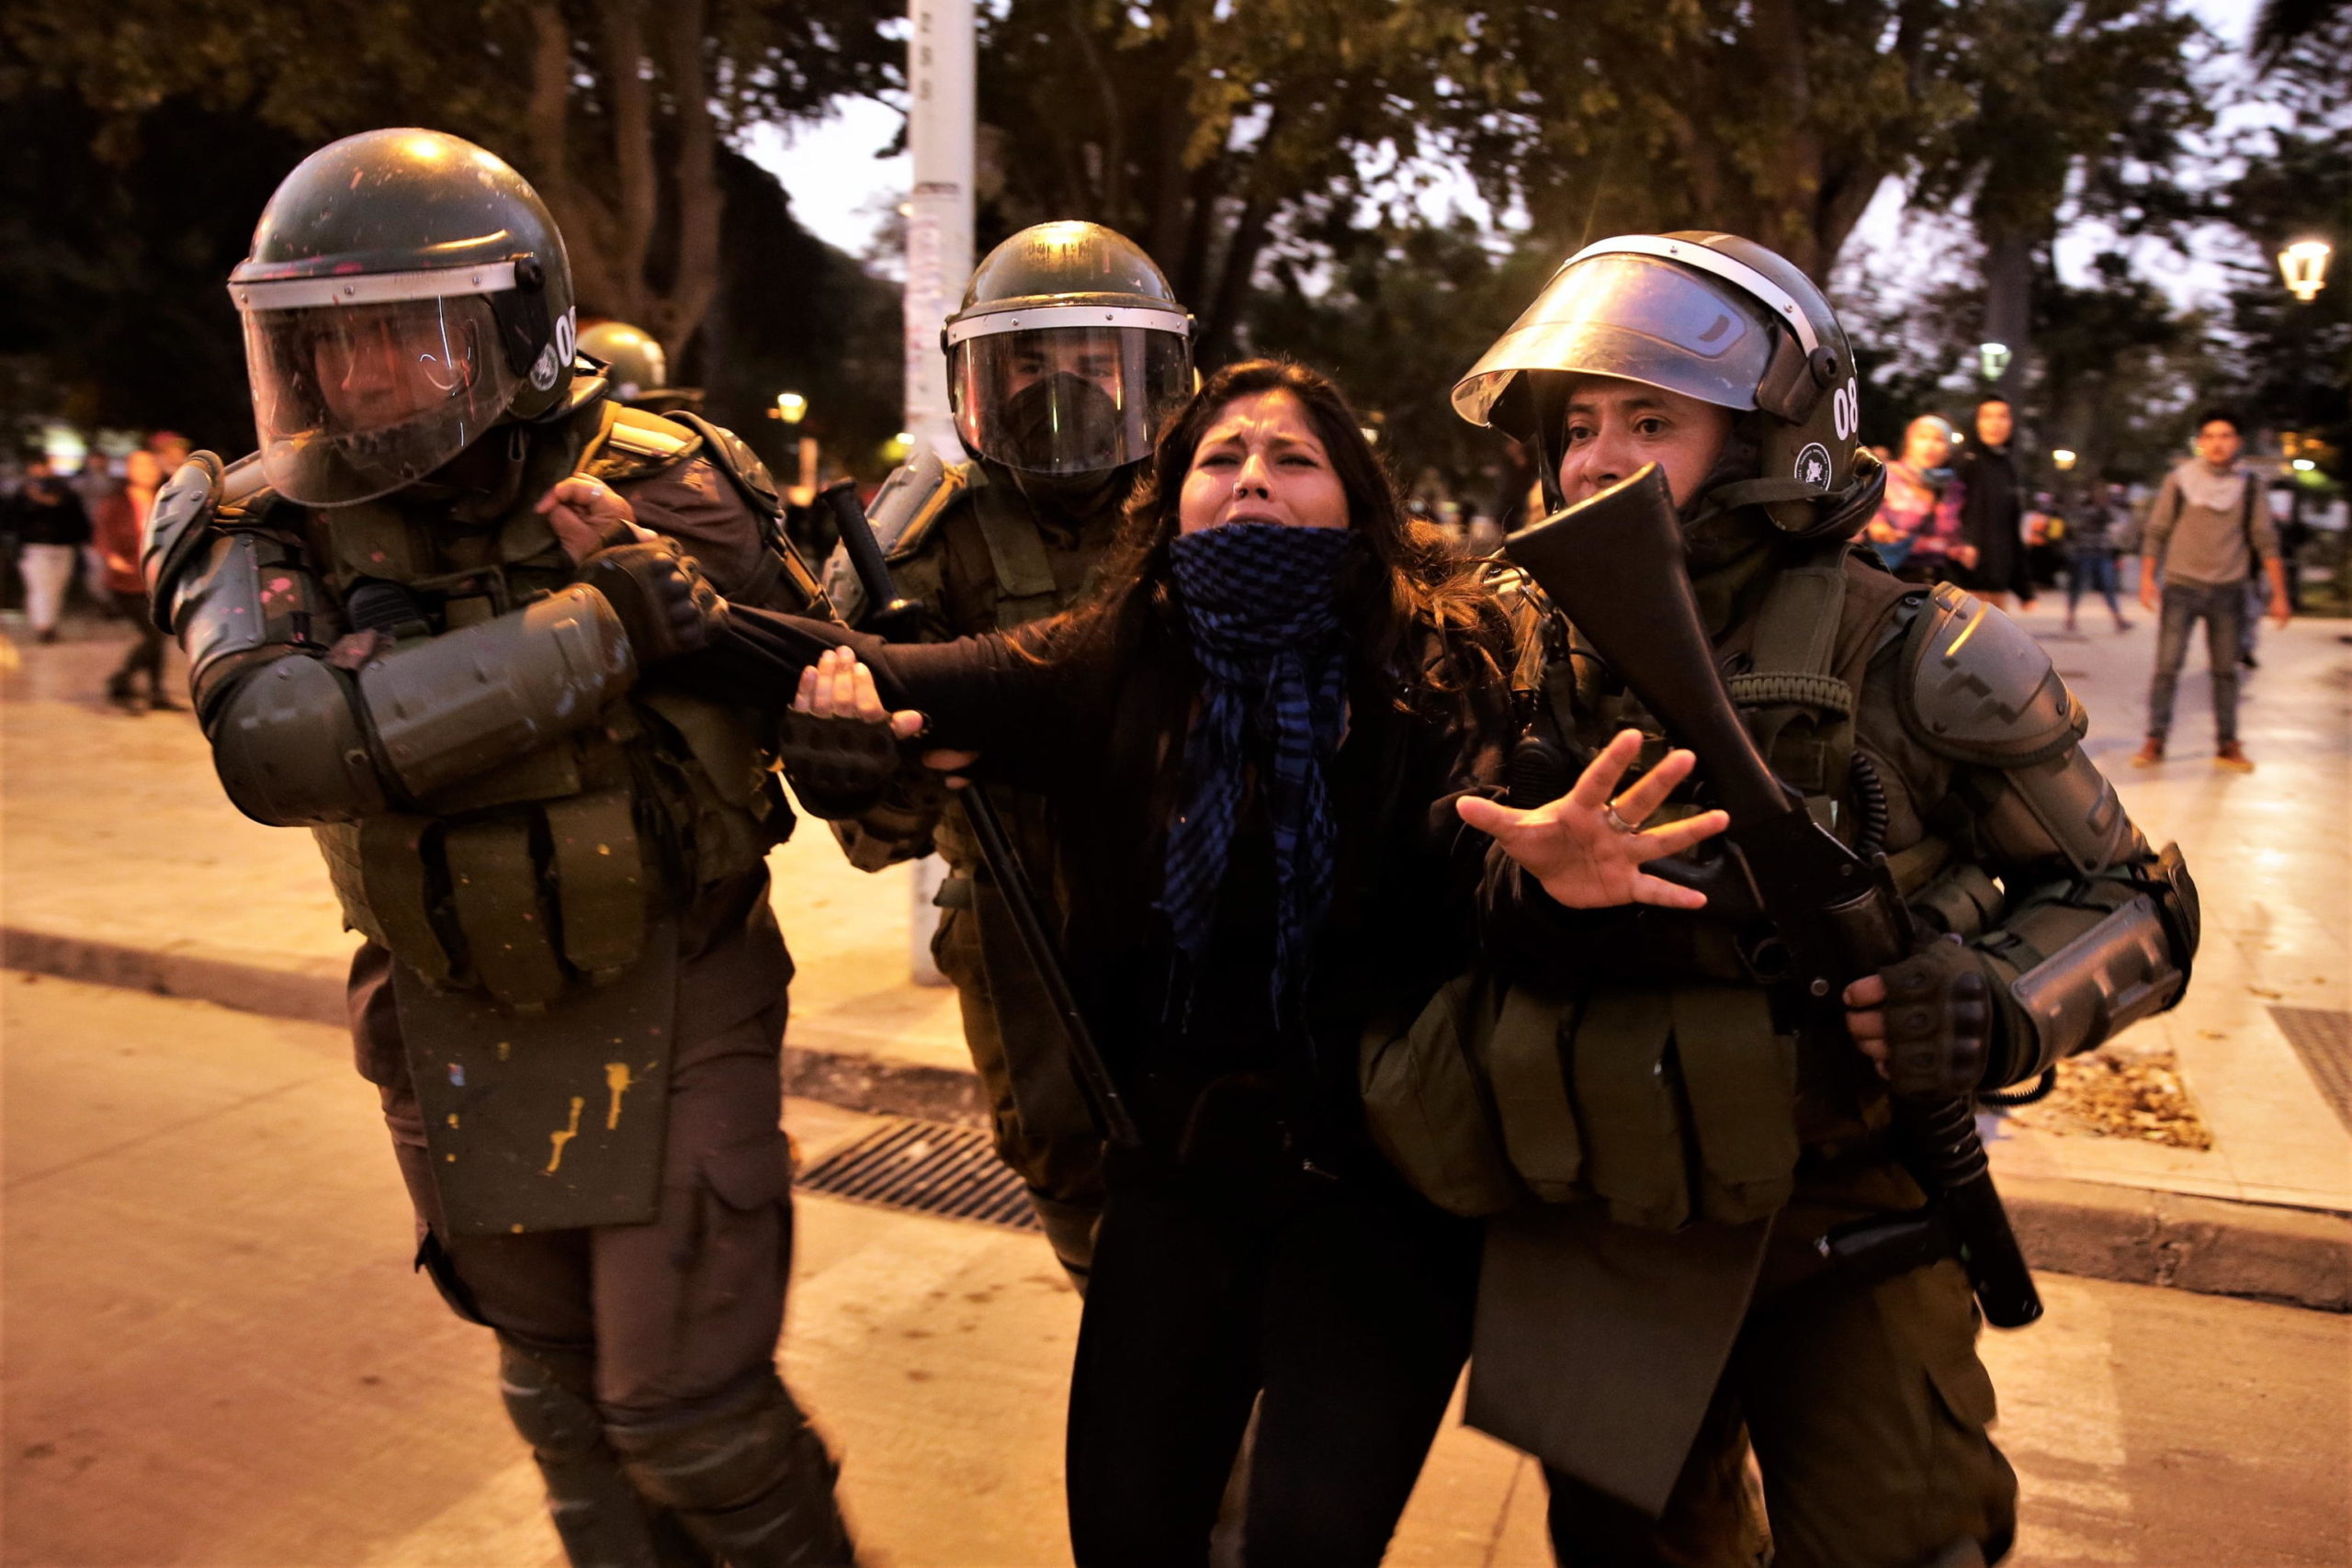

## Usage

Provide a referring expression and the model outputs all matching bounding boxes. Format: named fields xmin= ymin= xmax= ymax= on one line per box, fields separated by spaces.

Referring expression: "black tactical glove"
xmin=575 ymin=537 xmax=726 ymax=663
xmin=1875 ymin=936 xmax=1996 ymax=1099
xmin=776 ymin=707 xmax=905 ymax=820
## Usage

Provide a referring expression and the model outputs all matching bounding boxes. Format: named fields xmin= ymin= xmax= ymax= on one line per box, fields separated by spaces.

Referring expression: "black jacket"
xmin=707 ymin=583 xmax=1510 ymax=1167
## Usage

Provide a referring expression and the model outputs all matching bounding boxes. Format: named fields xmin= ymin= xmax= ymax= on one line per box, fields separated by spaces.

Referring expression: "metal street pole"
xmin=903 ymin=0 xmax=976 ymax=980
xmin=905 ymin=0 xmax=975 ymax=466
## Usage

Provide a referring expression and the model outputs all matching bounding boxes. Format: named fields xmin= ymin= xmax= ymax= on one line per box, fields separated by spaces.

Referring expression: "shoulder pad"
xmin=663 ymin=412 xmax=784 ymax=520
xmin=1897 ymin=583 xmax=2085 ymax=767
xmin=585 ymin=404 xmax=703 ymax=482
xmin=871 ymin=446 xmax=972 ymax=562
xmin=141 ymin=452 xmax=229 ymax=630
xmin=823 ymin=449 xmax=971 ymax=616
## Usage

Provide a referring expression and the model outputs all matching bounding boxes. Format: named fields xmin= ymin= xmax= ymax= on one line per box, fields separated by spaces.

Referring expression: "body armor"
xmin=167 ymin=395 xmax=806 ymax=1234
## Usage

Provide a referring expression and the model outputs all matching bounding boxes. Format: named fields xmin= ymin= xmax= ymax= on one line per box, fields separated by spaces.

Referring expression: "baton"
xmin=820 ymin=482 xmax=1142 ymax=1150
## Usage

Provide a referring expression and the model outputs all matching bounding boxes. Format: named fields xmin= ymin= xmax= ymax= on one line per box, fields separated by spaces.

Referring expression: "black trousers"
xmin=1065 ymin=1158 xmax=1479 ymax=1567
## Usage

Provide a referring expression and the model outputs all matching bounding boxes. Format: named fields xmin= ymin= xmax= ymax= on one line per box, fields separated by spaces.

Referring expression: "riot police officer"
xmin=1392 ymin=232 xmax=2199 ymax=1565
xmin=579 ymin=319 xmax=706 ymax=415
xmin=144 ymin=129 xmax=854 ymax=1567
xmin=818 ymin=220 xmax=1193 ymax=1286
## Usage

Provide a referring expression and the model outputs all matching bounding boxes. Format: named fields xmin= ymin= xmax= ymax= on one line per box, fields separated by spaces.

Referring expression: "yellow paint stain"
xmin=546 ymin=1096 xmax=586 ymax=1173
xmin=445 ymin=1153 xmax=456 ymax=1163
xmin=497 ymin=1041 xmax=512 ymax=1061
xmin=447 ymin=1113 xmax=459 ymax=1128
xmin=604 ymin=1063 xmax=634 ymax=1130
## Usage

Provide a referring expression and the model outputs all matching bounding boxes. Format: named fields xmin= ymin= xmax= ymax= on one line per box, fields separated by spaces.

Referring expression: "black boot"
xmin=606 ymin=1371 xmax=857 ymax=1568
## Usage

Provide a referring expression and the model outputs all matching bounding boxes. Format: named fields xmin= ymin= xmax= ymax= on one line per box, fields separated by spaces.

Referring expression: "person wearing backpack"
xmin=2132 ymin=411 xmax=2290 ymax=772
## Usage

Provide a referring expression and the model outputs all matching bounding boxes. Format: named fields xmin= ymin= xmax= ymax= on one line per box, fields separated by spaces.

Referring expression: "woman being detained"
xmin=545 ymin=357 xmax=1726 ymax=1567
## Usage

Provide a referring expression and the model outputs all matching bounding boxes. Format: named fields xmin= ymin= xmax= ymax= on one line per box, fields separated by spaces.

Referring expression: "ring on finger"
xmin=1602 ymin=801 xmax=1639 ymax=835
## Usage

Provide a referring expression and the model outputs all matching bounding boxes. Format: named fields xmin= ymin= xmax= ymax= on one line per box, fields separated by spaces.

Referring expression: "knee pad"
xmin=604 ymin=1370 xmax=833 ymax=1516
xmin=499 ymin=1340 xmax=605 ymax=1460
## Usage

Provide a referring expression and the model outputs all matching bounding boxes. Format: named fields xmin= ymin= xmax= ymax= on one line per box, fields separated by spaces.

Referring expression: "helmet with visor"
xmin=1453 ymin=232 xmax=1871 ymax=536
xmin=228 ymin=129 xmax=578 ymax=508
xmin=944 ymin=221 xmax=1193 ymax=478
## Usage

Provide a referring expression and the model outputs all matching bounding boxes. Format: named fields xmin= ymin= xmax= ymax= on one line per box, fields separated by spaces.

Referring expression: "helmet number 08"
xmin=1831 ymin=378 xmax=1860 ymax=444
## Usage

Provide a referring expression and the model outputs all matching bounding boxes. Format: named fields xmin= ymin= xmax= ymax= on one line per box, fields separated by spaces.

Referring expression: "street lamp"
xmin=2278 ymin=240 xmax=2333 ymax=303
xmin=2052 ymin=448 xmax=2077 ymax=472
xmin=767 ymin=391 xmax=815 ymax=504
xmin=1978 ymin=342 xmax=2012 ymax=381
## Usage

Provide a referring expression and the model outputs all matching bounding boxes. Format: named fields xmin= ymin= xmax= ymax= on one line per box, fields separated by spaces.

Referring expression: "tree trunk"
xmin=599 ymin=0 xmax=656 ymax=328
xmin=1980 ymin=229 xmax=2036 ymax=404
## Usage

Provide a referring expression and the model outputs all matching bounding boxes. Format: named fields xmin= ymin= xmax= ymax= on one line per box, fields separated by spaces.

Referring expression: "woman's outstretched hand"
xmin=1454 ymin=729 xmax=1730 ymax=911
xmin=795 ymin=646 xmax=978 ymax=780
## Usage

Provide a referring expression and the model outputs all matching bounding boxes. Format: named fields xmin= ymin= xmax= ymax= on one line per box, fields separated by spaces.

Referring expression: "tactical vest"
xmin=304 ymin=400 xmax=789 ymax=1013
xmin=1362 ymin=543 xmax=1919 ymax=1230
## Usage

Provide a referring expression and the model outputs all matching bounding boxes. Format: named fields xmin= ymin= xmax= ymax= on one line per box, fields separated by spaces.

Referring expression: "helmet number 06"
xmin=1831 ymin=378 xmax=1860 ymax=444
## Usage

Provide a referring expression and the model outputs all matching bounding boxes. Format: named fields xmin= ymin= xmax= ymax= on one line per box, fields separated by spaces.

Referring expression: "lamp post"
xmin=2278 ymin=240 xmax=2333 ymax=303
xmin=2052 ymin=448 xmax=2076 ymax=472
xmin=2276 ymin=241 xmax=2334 ymax=612
xmin=768 ymin=391 xmax=815 ymax=506
xmin=1978 ymin=342 xmax=2012 ymax=382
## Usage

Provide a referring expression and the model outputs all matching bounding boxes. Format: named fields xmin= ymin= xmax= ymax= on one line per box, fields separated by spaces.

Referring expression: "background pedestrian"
xmin=2133 ymin=411 xmax=2289 ymax=772
xmin=7 ymin=457 xmax=93 ymax=643
xmin=2063 ymin=481 xmax=2131 ymax=634
xmin=92 ymin=449 xmax=173 ymax=710
xmin=1951 ymin=396 xmax=2035 ymax=609
xmin=1866 ymin=413 xmax=1970 ymax=583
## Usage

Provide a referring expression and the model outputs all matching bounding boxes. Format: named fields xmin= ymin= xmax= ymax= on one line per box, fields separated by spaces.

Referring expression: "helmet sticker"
xmin=1794 ymin=442 xmax=1834 ymax=488
xmin=1832 ymin=378 xmax=1860 ymax=441
xmin=530 ymin=308 xmax=577 ymax=391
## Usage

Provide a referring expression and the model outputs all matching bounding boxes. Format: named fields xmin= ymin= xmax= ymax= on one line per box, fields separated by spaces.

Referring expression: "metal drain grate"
xmin=2269 ymin=1007 xmax=2352 ymax=1134
xmin=796 ymin=1117 xmax=1040 ymax=1231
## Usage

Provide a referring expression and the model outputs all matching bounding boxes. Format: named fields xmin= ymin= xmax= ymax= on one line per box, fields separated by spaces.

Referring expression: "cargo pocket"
xmin=1359 ymin=972 xmax=1519 ymax=1217
xmin=692 ymin=1135 xmax=797 ymax=1320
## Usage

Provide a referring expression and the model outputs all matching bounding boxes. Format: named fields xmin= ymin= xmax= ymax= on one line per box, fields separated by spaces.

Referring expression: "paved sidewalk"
xmin=4 ymin=602 xmax=2348 ymax=1306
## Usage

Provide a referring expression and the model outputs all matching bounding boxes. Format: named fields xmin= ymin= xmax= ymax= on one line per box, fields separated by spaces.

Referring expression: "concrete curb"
xmin=9 ymin=924 xmax=2347 ymax=1314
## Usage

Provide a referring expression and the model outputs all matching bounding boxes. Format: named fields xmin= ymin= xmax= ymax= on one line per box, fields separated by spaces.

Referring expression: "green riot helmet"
xmin=577 ymin=321 xmax=666 ymax=402
xmin=1453 ymin=232 xmax=1872 ymax=537
xmin=227 ymin=129 xmax=580 ymax=508
xmin=944 ymin=221 xmax=1194 ymax=478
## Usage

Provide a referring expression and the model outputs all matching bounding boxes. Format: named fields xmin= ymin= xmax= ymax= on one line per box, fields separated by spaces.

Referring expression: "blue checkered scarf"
xmin=1163 ymin=522 xmax=1359 ymax=1014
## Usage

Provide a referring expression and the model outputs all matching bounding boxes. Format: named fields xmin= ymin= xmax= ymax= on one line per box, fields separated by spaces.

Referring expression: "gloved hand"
xmin=1843 ymin=935 xmax=1996 ymax=1099
xmin=574 ymin=536 xmax=727 ymax=663
xmin=777 ymin=706 xmax=906 ymax=819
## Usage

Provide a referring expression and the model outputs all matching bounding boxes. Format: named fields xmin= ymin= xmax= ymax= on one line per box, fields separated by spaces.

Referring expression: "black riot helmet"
xmin=944 ymin=221 xmax=1193 ymax=481
xmin=578 ymin=320 xmax=704 ymax=414
xmin=228 ymin=129 xmax=581 ymax=508
xmin=1454 ymin=232 xmax=1872 ymax=537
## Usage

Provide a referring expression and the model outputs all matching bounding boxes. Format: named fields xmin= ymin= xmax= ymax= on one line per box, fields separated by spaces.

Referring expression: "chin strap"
xmin=1695 ymin=448 xmax=1887 ymax=543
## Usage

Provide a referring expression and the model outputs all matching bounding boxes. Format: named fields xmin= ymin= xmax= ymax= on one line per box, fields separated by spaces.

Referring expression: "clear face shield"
xmin=948 ymin=310 xmax=1192 ymax=474
xmin=234 ymin=275 xmax=528 ymax=506
xmin=1452 ymin=253 xmax=1781 ymax=435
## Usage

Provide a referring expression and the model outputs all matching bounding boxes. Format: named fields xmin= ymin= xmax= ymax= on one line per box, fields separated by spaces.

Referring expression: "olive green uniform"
xmin=1369 ymin=543 xmax=2194 ymax=1567
xmin=824 ymin=455 xmax=1125 ymax=1275
xmin=156 ymin=394 xmax=854 ymax=1568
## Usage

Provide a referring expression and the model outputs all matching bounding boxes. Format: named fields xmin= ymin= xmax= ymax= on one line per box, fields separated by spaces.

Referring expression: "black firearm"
xmin=1501 ymin=464 xmax=2042 ymax=1329
xmin=820 ymin=482 xmax=1143 ymax=1151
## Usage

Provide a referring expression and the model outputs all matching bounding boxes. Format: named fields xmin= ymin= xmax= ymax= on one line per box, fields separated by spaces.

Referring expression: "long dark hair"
xmin=1054 ymin=358 xmax=1509 ymax=707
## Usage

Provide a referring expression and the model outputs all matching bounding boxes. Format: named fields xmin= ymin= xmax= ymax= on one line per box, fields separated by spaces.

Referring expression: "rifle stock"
xmin=1501 ymin=464 xmax=2041 ymax=1328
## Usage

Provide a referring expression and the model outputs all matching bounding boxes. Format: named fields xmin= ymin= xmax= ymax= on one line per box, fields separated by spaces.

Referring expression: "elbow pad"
xmin=359 ymin=584 xmax=636 ymax=798
xmin=210 ymin=655 xmax=389 ymax=826
xmin=2001 ymin=845 xmax=2199 ymax=1080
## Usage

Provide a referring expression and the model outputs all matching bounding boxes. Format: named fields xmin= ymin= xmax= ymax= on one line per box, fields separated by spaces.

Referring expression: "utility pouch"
xmin=315 ymin=815 xmax=457 ymax=987
xmin=1359 ymin=973 xmax=1520 ymax=1218
xmin=445 ymin=815 xmax=566 ymax=1011
xmin=543 ymin=787 xmax=648 ymax=982
xmin=1569 ymin=989 xmax=1690 ymax=1231
xmin=1487 ymin=986 xmax=1583 ymax=1202
xmin=1669 ymin=987 xmax=1800 ymax=1223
